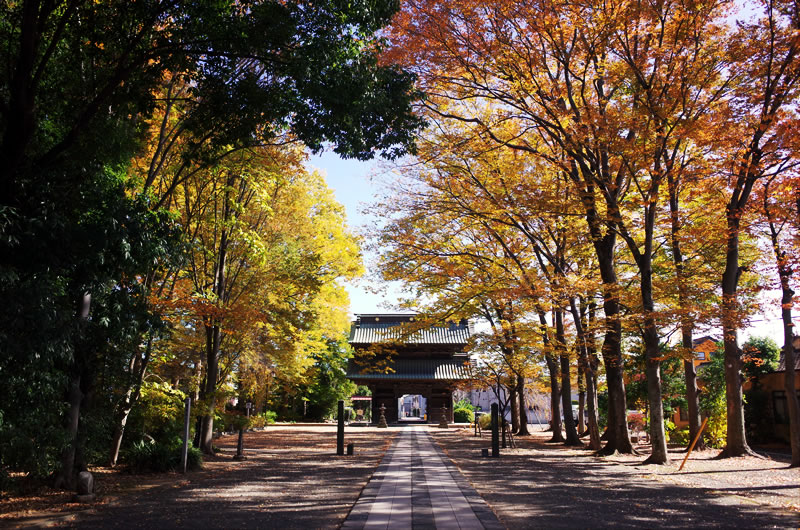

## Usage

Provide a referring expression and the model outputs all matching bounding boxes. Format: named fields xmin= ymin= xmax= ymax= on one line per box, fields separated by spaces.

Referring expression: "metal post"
xmin=182 ymin=397 xmax=191 ymax=473
xmin=491 ymin=403 xmax=499 ymax=458
xmin=337 ymin=400 xmax=345 ymax=455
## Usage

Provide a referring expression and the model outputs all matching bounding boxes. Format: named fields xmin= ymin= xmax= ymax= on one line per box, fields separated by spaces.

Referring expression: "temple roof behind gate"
xmin=348 ymin=314 xmax=473 ymax=346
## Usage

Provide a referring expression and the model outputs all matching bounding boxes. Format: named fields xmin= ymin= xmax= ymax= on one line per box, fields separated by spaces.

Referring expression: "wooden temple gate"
xmin=346 ymin=314 xmax=474 ymax=424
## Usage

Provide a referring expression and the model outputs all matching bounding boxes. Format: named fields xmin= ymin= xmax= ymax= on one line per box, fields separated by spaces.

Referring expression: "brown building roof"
xmin=777 ymin=349 xmax=800 ymax=371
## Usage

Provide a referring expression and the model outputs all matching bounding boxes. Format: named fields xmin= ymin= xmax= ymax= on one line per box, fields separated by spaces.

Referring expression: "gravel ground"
xmin=1 ymin=426 xmax=396 ymax=529
xmin=431 ymin=426 xmax=800 ymax=529
xmin=3 ymin=424 xmax=798 ymax=529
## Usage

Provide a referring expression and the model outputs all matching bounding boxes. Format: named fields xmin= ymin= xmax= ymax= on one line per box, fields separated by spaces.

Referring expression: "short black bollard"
xmin=234 ymin=427 xmax=247 ymax=460
xmin=347 ymin=443 xmax=354 ymax=455
xmin=481 ymin=448 xmax=489 ymax=457
xmin=491 ymin=403 xmax=499 ymax=458
xmin=337 ymin=400 xmax=345 ymax=456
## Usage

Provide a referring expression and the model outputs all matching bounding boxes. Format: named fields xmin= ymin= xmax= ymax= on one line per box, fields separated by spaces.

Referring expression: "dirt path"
xmin=431 ymin=426 xmax=800 ymax=529
xmin=2 ymin=426 xmax=396 ymax=529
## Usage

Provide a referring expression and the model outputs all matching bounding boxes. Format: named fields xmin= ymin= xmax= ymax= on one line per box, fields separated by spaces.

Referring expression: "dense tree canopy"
xmin=0 ymin=0 xmax=420 ymax=486
xmin=371 ymin=0 xmax=799 ymax=464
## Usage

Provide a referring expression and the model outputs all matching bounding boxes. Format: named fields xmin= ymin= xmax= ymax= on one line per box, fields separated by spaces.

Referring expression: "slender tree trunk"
xmin=517 ymin=376 xmax=530 ymax=436
xmin=556 ymin=310 xmax=581 ymax=445
xmin=577 ymin=354 xmax=586 ymax=436
xmin=765 ymin=193 xmax=800 ymax=466
xmin=109 ymin=398 xmax=132 ymax=467
xmin=779 ymin=287 xmax=799 ymax=468
xmin=546 ymin=353 xmax=564 ymax=442
xmin=199 ymin=176 xmax=233 ymax=454
xmin=109 ymin=335 xmax=154 ymax=466
xmin=577 ymin=298 xmax=602 ymax=450
xmin=54 ymin=291 xmax=91 ymax=490
xmin=54 ymin=375 xmax=82 ymax=490
xmin=200 ymin=324 xmax=221 ymax=453
xmin=510 ymin=383 xmax=519 ymax=433
xmin=642 ymin=314 xmax=669 ymax=464
xmin=538 ymin=309 xmax=563 ymax=441
xmin=667 ymin=171 xmax=705 ymax=450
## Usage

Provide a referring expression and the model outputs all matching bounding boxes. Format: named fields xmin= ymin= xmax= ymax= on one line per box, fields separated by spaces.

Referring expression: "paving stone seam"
xmin=344 ymin=428 xmax=506 ymax=530
xmin=426 ymin=431 xmax=505 ymax=530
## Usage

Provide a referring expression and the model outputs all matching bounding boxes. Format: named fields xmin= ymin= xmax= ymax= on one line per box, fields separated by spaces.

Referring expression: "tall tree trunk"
xmin=199 ymin=176 xmax=233 ymax=454
xmin=779 ymin=284 xmax=799 ymax=468
xmin=573 ymin=297 xmax=602 ymax=450
xmin=517 ymin=376 xmax=530 ymax=436
xmin=577 ymin=351 xmax=586 ymax=436
xmin=620 ymin=162 xmax=668 ymax=464
xmin=766 ymin=190 xmax=800 ymax=466
xmin=546 ymin=353 xmax=564 ymax=442
xmin=200 ymin=324 xmax=221 ymax=453
xmin=539 ymin=311 xmax=564 ymax=442
xmin=556 ymin=310 xmax=581 ymax=445
xmin=642 ymin=313 xmax=669 ymax=464
xmin=594 ymin=239 xmax=633 ymax=455
xmin=54 ymin=291 xmax=91 ymax=490
xmin=509 ymin=382 xmax=519 ymax=433
xmin=54 ymin=374 xmax=82 ymax=490
xmin=720 ymin=212 xmax=755 ymax=457
xmin=667 ymin=171 xmax=705 ymax=450
xmin=109 ymin=335 xmax=154 ymax=466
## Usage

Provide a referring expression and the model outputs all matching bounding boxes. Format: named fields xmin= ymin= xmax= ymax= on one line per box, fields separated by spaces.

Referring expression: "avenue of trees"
xmin=373 ymin=0 xmax=799 ymax=466
xmin=0 ymin=0 xmax=421 ymax=489
xmin=1 ymin=0 xmax=798 ymax=493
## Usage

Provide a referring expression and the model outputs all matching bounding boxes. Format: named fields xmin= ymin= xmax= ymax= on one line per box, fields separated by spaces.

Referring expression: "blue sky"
xmin=306 ymin=151 xmax=409 ymax=317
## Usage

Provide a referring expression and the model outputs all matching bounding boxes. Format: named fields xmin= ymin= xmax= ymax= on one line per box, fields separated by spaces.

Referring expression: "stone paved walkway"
xmin=343 ymin=426 xmax=503 ymax=530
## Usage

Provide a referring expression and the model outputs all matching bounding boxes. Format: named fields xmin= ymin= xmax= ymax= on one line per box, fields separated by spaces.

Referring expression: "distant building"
xmin=744 ymin=336 xmax=800 ymax=443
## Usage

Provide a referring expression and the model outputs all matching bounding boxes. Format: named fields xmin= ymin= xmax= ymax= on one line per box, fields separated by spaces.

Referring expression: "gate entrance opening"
xmin=398 ymin=394 xmax=426 ymax=421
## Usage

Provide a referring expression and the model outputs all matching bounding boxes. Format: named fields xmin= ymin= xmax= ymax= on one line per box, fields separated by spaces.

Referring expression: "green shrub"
xmin=132 ymin=382 xmax=187 ymax=440
xmin=670 ymin=427 xmax=691 ymax=446
xmin=663 ymin=419 xmax=676 ymax=443
xmin=124 ymin=437 xmax=203 ymax=473
xmin=454 ymin=407 xmax=474 ymax=423
xmin=248 ymin=415 xmax=263 ymax=429
xmin=478 ymin=412 xmax=492 ymax=430
xmin=244 ymin=411 xmax=277 ymax=429
xmin=454 ymin=399 xmax=475 ymax=411
xmin=704 ymin=414 xmax=727 ymax=448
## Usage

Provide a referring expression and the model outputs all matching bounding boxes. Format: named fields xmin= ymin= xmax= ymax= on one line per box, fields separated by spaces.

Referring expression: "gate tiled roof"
xmin=346 ymin=359 xmax=473 ymax=380
xmin=348 ymin=314 xmax=472 ymax=345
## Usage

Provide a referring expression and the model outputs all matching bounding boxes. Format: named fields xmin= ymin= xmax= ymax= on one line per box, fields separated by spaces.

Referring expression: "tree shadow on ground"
xmin=8 ymin=430 xmax=395 ymax=530
xmin=434 ymin=432 xmax=799 ymax=529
